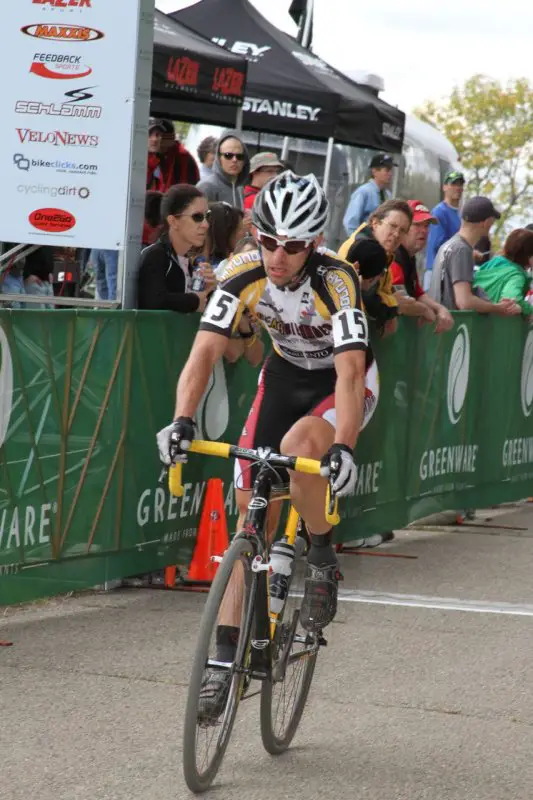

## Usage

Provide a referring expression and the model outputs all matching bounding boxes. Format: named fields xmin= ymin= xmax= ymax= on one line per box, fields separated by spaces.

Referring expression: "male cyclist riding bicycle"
xmin=158 ymin=171 xmax=372 ymax=714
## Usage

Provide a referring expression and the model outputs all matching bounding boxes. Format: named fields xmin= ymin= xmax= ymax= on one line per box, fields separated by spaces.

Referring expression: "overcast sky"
xmin=155 ymin=0 xmax=533 ymax=112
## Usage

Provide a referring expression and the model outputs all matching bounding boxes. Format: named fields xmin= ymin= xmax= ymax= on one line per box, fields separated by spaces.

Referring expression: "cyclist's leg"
xmin=215 ymin=359 xmax=302 ymax=641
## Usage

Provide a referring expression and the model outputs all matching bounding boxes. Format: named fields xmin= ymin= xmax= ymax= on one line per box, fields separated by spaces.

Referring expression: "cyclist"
xmin=157 ymin=171 xmax=372 ymax=712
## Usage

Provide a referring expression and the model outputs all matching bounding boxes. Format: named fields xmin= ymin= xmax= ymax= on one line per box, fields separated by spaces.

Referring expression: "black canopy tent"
xmin=150 ymin=9 xmax=248 ymax=119
xmin=168 ymin=0 xmax=405 ymax=153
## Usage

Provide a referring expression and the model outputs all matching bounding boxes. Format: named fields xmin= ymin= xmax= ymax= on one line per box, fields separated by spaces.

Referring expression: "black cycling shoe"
xmin=300 ymin=561 xmax=342 ymax=632
xmin=197 ymin=668 xmax=231 ymax=725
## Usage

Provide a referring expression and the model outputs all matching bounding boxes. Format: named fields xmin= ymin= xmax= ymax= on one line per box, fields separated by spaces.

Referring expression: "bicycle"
xmin=168 ymin=439 xmax=340 ymax=794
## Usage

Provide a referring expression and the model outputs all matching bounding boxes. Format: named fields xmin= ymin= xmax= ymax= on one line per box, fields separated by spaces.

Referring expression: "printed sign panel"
xmin=0 ymin=0 xmax=142 ymax=249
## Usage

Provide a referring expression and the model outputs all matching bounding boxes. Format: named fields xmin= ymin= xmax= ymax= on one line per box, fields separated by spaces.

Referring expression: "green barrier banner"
xmin=1 ymin=311 xmax=532 ymax=605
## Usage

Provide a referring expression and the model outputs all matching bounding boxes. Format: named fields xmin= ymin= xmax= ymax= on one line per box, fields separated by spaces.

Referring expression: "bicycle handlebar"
xmin=168 ymin=439 xmax=340 ymax=526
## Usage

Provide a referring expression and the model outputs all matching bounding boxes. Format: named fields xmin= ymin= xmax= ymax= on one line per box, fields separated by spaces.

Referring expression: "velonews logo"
xmin=447 ymin=323 xmax=470 ymax=425
xmin=0 ymin=325 xmax=14 ymax=452
xmin=520 ymin=330 xmax=533 ymax=417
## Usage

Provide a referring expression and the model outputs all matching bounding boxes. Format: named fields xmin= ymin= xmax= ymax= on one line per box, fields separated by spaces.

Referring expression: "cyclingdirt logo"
xmin=520 ymin=330 xmax=533 ymax=417
xmin=447 ymin=323 xmax=470 ymax=425
xmin=0 ymin=325 xmax=14 ymax=451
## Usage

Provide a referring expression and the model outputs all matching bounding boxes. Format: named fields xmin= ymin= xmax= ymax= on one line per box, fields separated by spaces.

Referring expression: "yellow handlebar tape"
xmin=325 ymin=484 xmax=341 ymax=526
xmin=190 ymin=440 xmax=231 ymax=458
xmin=294 ymin=456 xmax=322 ymax=476
xmin=168 ymin=463 xmax=184 ymax=497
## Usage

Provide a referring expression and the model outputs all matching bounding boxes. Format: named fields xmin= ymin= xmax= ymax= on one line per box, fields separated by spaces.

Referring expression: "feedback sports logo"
xmin=0 ymin=325 xmax=14 ymax=452
xmin=30 ymin=53 xmax=92 ymax=80
xmin=21 ymin=24 xmax=103 ymax=42
xmin=29 ymin=208 xmax=76 ymax=233
xmin=520 ymin=330 xmax=533 ymax=417
xmin=447 ymin=323 xmax=470 ymax=425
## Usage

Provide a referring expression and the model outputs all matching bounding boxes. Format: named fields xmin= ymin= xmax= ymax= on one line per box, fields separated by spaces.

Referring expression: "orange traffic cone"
xmin=187 ymin=478 xmax=229 ymax=583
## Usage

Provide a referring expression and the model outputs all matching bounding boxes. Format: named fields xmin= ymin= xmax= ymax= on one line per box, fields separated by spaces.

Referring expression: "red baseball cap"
xmin=408 ymin=200 xmax=437 ymax=224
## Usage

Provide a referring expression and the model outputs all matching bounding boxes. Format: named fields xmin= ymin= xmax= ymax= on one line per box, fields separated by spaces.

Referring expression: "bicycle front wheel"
xmin=260 ymin=547 xmax=319 ymax=754
xmin=183 ymin=536 xmax=256 ymax=793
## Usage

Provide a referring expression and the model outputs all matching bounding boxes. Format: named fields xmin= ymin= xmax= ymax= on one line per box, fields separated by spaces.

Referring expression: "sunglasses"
xmin=258 ymin=232 xmax=312 ymax=255
xmin=220 ymin=152 xmax=245 ymax=161
xmin=176 ymin=210 xmax=211 ymax=223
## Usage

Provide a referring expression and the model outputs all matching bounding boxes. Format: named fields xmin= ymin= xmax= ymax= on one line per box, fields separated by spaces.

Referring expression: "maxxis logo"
xmin=0 ymin=325 xmax=14 ymax=451
xmin=520 ymin=330 xmax=533 ymax=417
xmin=447 ymin=323 xmax=470 ymax=425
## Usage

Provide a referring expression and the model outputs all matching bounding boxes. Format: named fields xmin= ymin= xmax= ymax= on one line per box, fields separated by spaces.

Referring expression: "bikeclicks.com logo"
xmin=14 ymin=152 xmax=98 ymax=176
xmin=447 ymin=323 xmax=470 ymax=425
xmin=520 ymin=330 xmax=533 ymax=417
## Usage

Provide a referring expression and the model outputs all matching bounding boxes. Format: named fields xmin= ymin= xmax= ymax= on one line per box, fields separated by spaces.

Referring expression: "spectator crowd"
xmin=2 ymin=115 xmax=533 ymax=334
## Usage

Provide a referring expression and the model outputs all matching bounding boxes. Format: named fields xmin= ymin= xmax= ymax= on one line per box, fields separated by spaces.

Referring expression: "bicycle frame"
xmin=168 ymin=440 xmax=340 ymax=680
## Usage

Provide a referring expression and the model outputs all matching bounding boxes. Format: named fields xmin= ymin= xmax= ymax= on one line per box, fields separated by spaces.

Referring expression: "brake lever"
xmin=325 ymin=477 xmax=340 ymax=526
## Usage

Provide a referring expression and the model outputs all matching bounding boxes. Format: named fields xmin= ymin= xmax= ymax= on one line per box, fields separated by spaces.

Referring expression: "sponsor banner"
xmin=2 ymin=313 xmax=533 ymax=605
xmin=0 ymin=0 xmax=142 ymax=247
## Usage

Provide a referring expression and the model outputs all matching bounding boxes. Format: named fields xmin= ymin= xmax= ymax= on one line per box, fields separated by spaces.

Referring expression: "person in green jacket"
xmin=473 ymin=228 xmax=533 ymax=314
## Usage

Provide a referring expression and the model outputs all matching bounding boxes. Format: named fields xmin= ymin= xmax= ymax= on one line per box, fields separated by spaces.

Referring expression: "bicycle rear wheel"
xmin=183 ymin=536 xmax=256 ymax=793
xmin=260 ymin=541 xmax=320 ymax=754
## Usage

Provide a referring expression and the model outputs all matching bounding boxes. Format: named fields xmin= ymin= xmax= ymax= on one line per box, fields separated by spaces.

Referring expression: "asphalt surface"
xmin=3 ymin=503 xmax=533 ymax=799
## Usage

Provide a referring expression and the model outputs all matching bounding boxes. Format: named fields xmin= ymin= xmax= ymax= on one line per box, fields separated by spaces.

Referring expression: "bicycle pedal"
xmin=318 ymin=635 xmax=328 ymax=646
xmin=210 ymin=555 xmax=223 ymax=564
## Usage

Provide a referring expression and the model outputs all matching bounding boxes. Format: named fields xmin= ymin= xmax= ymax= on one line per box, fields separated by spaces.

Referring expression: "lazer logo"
xmin=21 ymin=24 xmax=104 ymax=41
xmin=32 ymin=0 xmax=92 ymax=6
xmin=166 ymin=56 xmax=199 ymax=89
xmin=30 ymin=54 xmax=92 ymax=80
xmin=16 ymin=128 xmax=99 ymax=147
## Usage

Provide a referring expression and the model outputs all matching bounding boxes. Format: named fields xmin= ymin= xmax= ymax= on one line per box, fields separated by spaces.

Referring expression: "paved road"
xmin=3 ymin=504 xmax=533 ymax=799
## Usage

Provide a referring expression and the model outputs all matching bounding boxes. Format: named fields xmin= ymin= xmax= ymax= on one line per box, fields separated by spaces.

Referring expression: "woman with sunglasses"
xmin=196 ymin=129 xmax=250 ymax=210
xmin=138 ymin=184 xmax=216 ymax=312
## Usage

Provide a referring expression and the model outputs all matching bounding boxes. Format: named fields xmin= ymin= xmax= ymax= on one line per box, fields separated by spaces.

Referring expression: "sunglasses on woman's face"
xmin=257 ymin=232 xmax=311 ymax=255
xmin=176 ymin=210 xmax=211 ymax=224
xmin=220 ymin=152 xmax=245 ymax=161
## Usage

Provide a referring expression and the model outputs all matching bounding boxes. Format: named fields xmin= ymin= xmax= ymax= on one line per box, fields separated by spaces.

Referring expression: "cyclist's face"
xmin=261 ymin=237 xmax=314 ymax=286
xmin=372 ymin=211 xmax=411 ymax=254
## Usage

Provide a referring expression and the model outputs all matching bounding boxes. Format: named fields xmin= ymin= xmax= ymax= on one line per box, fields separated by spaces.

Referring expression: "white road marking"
xmin=334 ymin=588 xmax=533 ymax=617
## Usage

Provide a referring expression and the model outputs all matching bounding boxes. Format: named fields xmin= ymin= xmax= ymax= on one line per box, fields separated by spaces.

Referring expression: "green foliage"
xmin=415 ymin=75 xmax=533 ymax=237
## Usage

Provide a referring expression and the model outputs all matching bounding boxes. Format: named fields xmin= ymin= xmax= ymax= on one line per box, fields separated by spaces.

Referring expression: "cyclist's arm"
xmin=334 ymin=348 xmax=366 ymax=449
xmin=174 ymin=331 xmax=228 ymax=418
xmin=175 ymin=284 xmax=244 ymax=417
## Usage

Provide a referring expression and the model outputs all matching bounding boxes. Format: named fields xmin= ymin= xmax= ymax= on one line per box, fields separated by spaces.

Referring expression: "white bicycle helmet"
xmin=252 ymin=171 xmax=329 ymax=240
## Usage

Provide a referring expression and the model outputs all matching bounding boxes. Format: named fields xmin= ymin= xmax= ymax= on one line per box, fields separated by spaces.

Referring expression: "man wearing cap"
xmin=390 ymin=200 xmax=454 ymax=332
xmin=243 ymin=152 xmax=284 ymax=212
xmin=424 ymin=170 xmax=465 ymax=288
xmin=342 ymin=153 xmax=395 ymax=235
xmin=428 ymin=196 xmax=520 ymax=316
xmin=146 ymin=117 xmax=199 ymax=192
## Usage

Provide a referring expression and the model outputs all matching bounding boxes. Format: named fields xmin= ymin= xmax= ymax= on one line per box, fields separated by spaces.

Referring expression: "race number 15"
xmin=332 ymin=308 xmax=368 ymax=347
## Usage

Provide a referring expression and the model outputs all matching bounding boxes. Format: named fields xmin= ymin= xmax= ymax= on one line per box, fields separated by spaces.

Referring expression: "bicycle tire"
xmin=183 ymin=536 xmax=256 ymax=793
xmin=260 ymin=553 xmax=319 ymax=755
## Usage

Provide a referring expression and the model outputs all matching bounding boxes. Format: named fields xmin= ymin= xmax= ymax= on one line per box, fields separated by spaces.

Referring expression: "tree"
xmin=415 ymin=75 xmax=533 ymax=236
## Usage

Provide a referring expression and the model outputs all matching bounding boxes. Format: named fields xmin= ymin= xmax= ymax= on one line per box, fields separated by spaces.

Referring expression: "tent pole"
xmin=235 ymin=105 xmax=243 ymax=132
xmin=281 ymin=137 xmax=290 ymax=162
xmin=301 ymin=0 xmax=314 ymax=50
xmin=323 ymin=136 xmax=334 ymax=192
